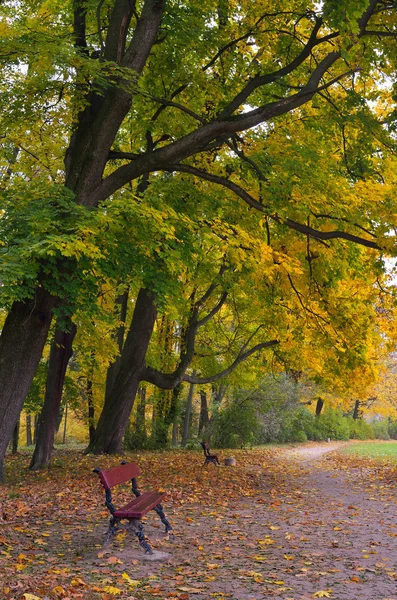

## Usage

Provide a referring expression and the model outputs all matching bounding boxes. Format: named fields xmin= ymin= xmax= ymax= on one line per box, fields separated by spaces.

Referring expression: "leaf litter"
xmin=1 ymin=443 xmax=397 ymax=599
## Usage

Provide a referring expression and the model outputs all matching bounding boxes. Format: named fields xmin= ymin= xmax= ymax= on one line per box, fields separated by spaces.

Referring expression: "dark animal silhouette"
xmin=200 ymin=441 xmax=220 ymax=466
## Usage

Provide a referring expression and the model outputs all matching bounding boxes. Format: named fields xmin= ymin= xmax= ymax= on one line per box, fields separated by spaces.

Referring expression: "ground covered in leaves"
xmin=1 ymin=442 xmax=397 ymax=600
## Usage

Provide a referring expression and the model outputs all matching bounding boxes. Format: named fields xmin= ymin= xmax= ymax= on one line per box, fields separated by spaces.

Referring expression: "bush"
xmin=388 ymin=421 xmax=397 ymax=439
xmin=306 ymin=408 xmax=350 ymax=441
xmin=348 ymin=417 xmax=374 ymax=440
xmin=212 ymin=400 xmax=259 ymax=448
xmin=372 ymin=420 xmax=390 ymax=440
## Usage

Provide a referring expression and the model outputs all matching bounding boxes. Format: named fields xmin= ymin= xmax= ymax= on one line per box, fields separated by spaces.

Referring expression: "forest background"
xmin=2 ymin=0 xmax=397 ymax=480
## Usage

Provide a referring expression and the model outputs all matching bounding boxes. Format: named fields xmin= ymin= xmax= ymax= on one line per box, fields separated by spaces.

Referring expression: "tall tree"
xmin=1 ymin=0 xmax=397 ymax=478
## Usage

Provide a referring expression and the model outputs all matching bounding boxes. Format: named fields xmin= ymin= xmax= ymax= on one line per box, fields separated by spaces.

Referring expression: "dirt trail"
xmin=3 ymin=445 xmax=397 ymax=600
xmin=87 ymin=444 xmax=397 ymax=599
xmin=279 ymin=441 xmax=348 ymax=462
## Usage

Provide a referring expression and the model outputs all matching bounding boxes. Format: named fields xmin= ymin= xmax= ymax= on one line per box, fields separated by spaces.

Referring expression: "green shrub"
xmin=212 ymin=400 xmax=259 ymax=448
xmin=388 ymin=421 xmax=397 ymax=439
xmin=348 ymin=417 xmax=374 ymax=440
xmin=372 ymin=420 xmax=390 ymax=440
xmin=307 ymin=408 xmax=350 ymax=441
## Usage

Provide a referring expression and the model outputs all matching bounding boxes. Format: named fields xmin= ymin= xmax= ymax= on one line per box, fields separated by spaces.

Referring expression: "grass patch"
xmin=340 ymin=440 xmax=397 ymax=459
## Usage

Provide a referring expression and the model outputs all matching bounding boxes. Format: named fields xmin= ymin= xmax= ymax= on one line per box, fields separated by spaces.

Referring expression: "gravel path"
xmin=262 ymin=443 xmax=397 ymax=599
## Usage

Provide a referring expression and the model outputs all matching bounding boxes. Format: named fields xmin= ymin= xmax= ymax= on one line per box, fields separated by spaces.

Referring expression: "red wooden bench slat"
xmin=114 ymin=491 xmax=166 ymax=519
xmin=99 ymin=463 xmax=141 ymax=490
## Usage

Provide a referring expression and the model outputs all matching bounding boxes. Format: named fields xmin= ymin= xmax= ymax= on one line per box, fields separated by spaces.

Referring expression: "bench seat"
xmin=114 ymin=491 xmax=166 ymax=519
xmin=94 ymin=462 xmax=172 ymax=553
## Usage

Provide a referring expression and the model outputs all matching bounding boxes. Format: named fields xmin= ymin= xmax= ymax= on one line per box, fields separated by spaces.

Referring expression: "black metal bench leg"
xmin=129 ymin=519 xmax=153 ymax=554
xmin=153 ymin=503 xmax=173 ymax=533
xmin=104 ymin=517 xmax=120 ymax=546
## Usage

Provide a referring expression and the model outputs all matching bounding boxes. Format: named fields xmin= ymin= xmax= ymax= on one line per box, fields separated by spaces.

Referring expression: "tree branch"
xmin=182 ymin=340 xmax=280 ymax=384
xmin=93 ymin=50 xmax=344 ymax=203
xmin=218 ymin=18 xmax=336 ymax=118
xmin=197 ymin=291 xmax=228 ymax=327
xmin=167 ymin=163 xmax=380 ymax=250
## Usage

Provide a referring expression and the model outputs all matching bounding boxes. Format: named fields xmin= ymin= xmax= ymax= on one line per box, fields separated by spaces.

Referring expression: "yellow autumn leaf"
xmin=102 ymin=586 xmax=121 ymax=595
xmin=121 ymin=573 xmax=140 ymax=587
xmin=23 ymin=595 xmax=42 ymax=600
xmin=52 ymin=587 xmax=66 ymax=595
xmin=254 ymin=555 xmax=266 ymax=562
xmin=313 ymin=591 xmax=332 ymax=598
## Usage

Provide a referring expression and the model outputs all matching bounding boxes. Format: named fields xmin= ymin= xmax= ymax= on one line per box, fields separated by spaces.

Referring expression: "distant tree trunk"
xmin=353 ymin=400 xmax=360 ymax=420
xmin=30 ymin=322 xmax=77 ymax=470
xmin=62 ymin=402 xmax=68 ymax=444
xmin=26 ymin=414 xmax=33 ymax=446
xmin=105 ymin=288 xmax=129 ymax=398
xmin=55 ymin=406 xmax=64 ymax=433
xmin=33 ymin=414 xmax=40 ymax=445
xmin=198 ymin=390 xmax=209 ymax=435
xmin=182 ymin=378 xmax=195 ymax=447
xmin=135 ymin=387 xmax=146 ymax=439
xmin=87 ymin=378 xmax=96 ymax=444
xmin=172 ymin=413 xmax=178 ymax=447
xmin=87 ymin=288 xmax=157 ymax=454
xmin=315 ymin=398 xmax=324 ymax=417
xmin=12 ymin=418 xmax=20 ymax=454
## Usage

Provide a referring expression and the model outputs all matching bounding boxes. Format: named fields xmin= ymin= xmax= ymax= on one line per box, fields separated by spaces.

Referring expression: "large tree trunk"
xmin=29 ymin=321 xmax=77 ymax=470
xmin=0 ymin=288 xmax=56 ymax=482
xmin=86 ymin=288 xmax=157 ymax=454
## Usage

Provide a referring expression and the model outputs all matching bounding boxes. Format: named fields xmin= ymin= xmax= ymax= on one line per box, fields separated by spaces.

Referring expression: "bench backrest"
xmin=97 ymin=462 xmax=141 ymax=490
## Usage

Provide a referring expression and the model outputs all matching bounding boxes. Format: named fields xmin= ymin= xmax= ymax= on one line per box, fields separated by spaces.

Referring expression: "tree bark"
xmin=30 ymin=321 xmax=77 ymax=470
xmin=315 ymin=398 xmax=324 ymax=417
xmin=0 ymin=288 xmax=55 ymax=482
xmin=182 ymin=378 xmax=195 ymax=447
xmin=86 ymin=288 xmax=157 ymax=454
xmin=353 ymin=399 xmax=361 ymax=420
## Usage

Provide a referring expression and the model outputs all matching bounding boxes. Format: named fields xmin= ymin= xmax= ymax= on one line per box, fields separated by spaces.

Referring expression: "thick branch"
xmin=121 ymin=0 xmax=164 ymax=71
xmin=182 ymin=340 xmax=280 ymax=384
xmin=143 ymin=340 xmax=279 ymax=388
xmin=95 ymin=50 xmax=342 ymax=203
xmin=197 ymin=291 xmax=228 ymax=327
xmin=104 ymin=0 xmax=136 ymax=63
xmin=66 ymin=0 xmax=165 ymax=199
xmin=73 ymin=0 xmax=87 ymax=50
xmin=218 ymin=19 xmax=336 ymax=118
xmin=167 ymin=164 xmax=380 ymax=250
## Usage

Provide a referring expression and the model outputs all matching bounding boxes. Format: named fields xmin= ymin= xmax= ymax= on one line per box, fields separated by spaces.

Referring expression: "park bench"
xmin=200 ymin=441 xmax=220 ymax=466
xmin=93 ymin=462 xmax=172 ymax=554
